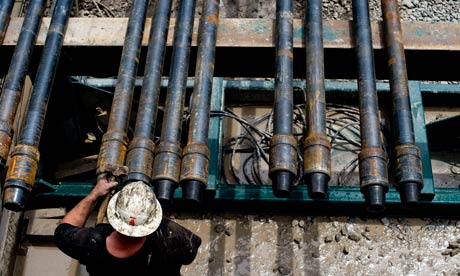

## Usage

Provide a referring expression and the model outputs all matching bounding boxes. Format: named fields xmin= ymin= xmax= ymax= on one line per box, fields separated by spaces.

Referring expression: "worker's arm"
xmin=60 ymin=177 xmax=117 ymax=227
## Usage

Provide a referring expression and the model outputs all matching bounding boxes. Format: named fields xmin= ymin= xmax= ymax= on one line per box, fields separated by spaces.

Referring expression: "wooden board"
xmin=3 ymin=18 xmax=460 ymax=50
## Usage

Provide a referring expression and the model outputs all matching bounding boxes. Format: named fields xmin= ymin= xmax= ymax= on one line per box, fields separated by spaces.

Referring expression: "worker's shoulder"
xmin=148 ymin=218 xmax=201 ymax=265
xmin=151 ymin=218 xmax=201 ymax=244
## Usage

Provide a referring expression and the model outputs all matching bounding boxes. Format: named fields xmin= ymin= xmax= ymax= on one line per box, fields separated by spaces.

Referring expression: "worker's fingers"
xmin=93 ymin=178 xmax=118 ymax=197
xmin=107 ymin=181 xmax=118 ymax=189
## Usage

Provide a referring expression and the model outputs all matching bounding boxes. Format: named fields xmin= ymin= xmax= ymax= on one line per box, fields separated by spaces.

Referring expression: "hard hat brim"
xmin=107 ymin=190 xmax=163 ymax=237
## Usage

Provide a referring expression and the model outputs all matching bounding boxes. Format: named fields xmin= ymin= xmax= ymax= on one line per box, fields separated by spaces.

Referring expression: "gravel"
xmin=348 ymin=232 xmax=362 ymax=242
xmin=67 ymin=0 xmax=460 ymax=23
xmin=214 ymin=224 xmax=225 ymax=233
xmin=335 ymin=233 xmax=342 ymax=242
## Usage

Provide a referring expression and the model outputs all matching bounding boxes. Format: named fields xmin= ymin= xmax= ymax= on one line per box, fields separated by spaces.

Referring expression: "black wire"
xmin=209 ymin=103 xmax=390 ymax=186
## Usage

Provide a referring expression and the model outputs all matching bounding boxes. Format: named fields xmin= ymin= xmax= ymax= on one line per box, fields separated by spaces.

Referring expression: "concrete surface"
xmin=13 ymin=213 xmax=460 ymax=276
xmin=176 ymin=213 xmax=460 ymax=276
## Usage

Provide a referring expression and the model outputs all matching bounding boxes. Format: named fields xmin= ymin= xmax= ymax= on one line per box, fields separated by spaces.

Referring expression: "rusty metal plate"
xmin=3 ymin=18 xmax=460 ymax=50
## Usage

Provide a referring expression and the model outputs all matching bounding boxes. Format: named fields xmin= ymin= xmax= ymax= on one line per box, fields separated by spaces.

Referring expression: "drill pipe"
xmin=97 ymin=0 xmax=149 ymax=177
xmin=0 ymin=0 xmax=46 ymax=172
xmin=0 ymin=0 xmax=14 ymax=45
xmin=269 ymin=0 xmax=297 ymax=198
xmin=381 ymin=0 xmax=423 ymax=206
xmin=152 ymin=0 xmax=196 ymax=204
xmin=179 ymin=0 xmax=219 ymax=204
xmin=125 ymin=0 xmax=172 ymax=184
xmin=303 ymin=0 xmax=331 ymax=199
xmin=3 ymin=0 xmax=73 ymax=211
xmin=352 ymin=0 xmax=389 ymax=212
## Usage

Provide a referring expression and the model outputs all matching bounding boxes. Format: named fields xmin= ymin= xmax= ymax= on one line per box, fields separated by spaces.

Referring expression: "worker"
xmin=54 ymin=178 xmax=201 ymax=275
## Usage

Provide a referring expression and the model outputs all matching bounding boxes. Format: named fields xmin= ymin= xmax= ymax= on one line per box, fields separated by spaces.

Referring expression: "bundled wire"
xmin=212 ymin=103 xmax=389 ymax=186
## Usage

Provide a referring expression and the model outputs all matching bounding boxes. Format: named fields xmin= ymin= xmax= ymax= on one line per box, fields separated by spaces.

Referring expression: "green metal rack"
xmin=31 ymin=77 xmax=460 ymax=216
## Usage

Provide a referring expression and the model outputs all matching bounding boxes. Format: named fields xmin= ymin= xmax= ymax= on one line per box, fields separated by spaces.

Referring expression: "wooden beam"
xmin=3 ymin=18 xmax=460 ymax=50
xmin=23 ymin=208 xmax=66 ymax=219
xmin=54 ymin=155 xmax=98 ymax=179
xmin=26 ymin=218 xmax=60 ymax=242
xmin=0 ymin=209 xmax=21 ymax=275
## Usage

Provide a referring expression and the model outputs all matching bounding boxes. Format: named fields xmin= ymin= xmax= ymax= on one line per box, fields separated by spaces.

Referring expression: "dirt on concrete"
xmin=175 ymin=213 xmax=460 ymax=276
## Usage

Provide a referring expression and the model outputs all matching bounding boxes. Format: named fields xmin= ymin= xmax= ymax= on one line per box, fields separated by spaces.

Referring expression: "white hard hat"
xmin=107 ymin=181 xmax=162 ymax=237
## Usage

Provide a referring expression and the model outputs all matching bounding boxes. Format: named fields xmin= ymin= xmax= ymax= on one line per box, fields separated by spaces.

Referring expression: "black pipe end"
xmin=154 ymin=179 xmax=176 ymax=206
xmin=305 ymin=172 xmax=329 ymax=199
xmin=182 ymin=180 xmax=205 ymax=205
xmin=125 ymin=172 xmax=151 ymax=186
xmin=271 ymin=171 xmax=293 ymax=198
xmin=399 ymin=182 xmax=421 ymax=208
xmin=362 ymin=185 xmax=386 ymax=213
xmin=3 ymin=185 xmax=29 ymax=211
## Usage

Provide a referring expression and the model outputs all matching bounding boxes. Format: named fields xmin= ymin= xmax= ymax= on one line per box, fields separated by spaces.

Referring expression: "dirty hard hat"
xmin=107 ymin=181 xmax=162 ymax=237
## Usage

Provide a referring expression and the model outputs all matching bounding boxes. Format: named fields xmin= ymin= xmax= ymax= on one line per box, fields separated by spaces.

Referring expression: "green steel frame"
xmin=31 ymin=77 xmax=460 ymax=216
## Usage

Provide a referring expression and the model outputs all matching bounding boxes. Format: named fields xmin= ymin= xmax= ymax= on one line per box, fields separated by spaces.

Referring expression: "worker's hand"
xmin=91 ymin=176 xmax=118 ymax=198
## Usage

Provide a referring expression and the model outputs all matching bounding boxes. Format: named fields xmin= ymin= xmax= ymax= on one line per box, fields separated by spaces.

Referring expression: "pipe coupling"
xmin=394 ymin=144 xmax=423 ymax=188
xmin=97 ymin=130 xmax=128 ymax=169
xmin=180 ymin=142 xmax=210 ymax=185
xmin=358 ymin=147 xmax=389 ymax=189
xmin=269 ymin=134 xmax=298 ymax=177
xmin=302 ymin=134 xmax=331 ymax=176
xmin=152 ymin=141 xmax=182 ymax=184
xmin=125 ymin=137 xmax=156 ymax=183
xmin=3 ymin=145 xmax=40 ymax=210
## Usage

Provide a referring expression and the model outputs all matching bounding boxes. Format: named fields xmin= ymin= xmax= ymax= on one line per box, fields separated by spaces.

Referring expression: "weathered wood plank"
xmin=23 ymin=208 xmax=66 ymax=219
xmin=3 ymin=18 xmax=460 ymax=50
xmin=0 ymin=209 xmax=22 ymax=275
xmin=54 ymin=155 xmax=98 ymax=179
xmin=26 ymin=218 xmax=60 ymax=238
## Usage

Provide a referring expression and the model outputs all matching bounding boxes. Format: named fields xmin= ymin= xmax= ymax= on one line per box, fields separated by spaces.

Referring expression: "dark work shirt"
xmin=54 ymin=218 xmax=201 ymax=276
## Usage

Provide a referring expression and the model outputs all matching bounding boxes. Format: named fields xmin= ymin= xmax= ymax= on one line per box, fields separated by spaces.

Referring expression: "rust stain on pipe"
xmin=269 ymin=134 xmax=298 ymax=176
xmin=180 ymin=142 xmax=210 ymax=184
xmin=303 ymin=134 xmax=331 ymax=176
xmin=5 ymin=145 xmax=40 ymax=191
xmin=152 ymin=141 xmax=182 ymax=183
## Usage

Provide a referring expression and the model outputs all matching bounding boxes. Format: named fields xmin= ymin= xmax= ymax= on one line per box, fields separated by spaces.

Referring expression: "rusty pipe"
xmin=0 ymin=0 xmax=14 ymax=45
xmin=152 ymin=0 xmax=196 ymax=204
xmin=303 ymin=0 xmax=331 ymax=199
xmin=352 ymin=0 xmax=389 ymax=212
xmin=0 ymin=0 xmax=46 ymax=172
xmin=125 ymin=0 xmax=172 ymax=184
xmin=97 ymin=0 xmax=149 ymax=178
xmin=179 ymin=0 xmax=219 ymax=204
xmin=269 ymin=0 xmax=297 ymax=198
xmin=3 ymin=0 xmax=73 ymax=211
xmin=381 ymin=0 xmax=423 ymax=206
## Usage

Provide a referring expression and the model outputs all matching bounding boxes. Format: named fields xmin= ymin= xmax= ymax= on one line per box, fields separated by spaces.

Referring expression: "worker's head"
xmin=107 ymin=181 xmax=162 ymax=237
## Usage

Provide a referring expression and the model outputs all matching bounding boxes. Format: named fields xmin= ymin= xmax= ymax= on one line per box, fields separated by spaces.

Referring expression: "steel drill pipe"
xmin=0 ymin=0 xmax=14 ymax=45
xmin=269 ymin=0 xmax=298 ymax=198
xmin=97 ymin=0 xmax=149 ymax=177
xmin=381 ymin=0 xmax=423 ymax=206
xmin=303 ymin=0 xmax=331 ymax=199
xmin=125 ymin=0 xmax=172 ymax=185
xmin=3 ymin=0 xmax=73 ymax=211
xmin=152 ymin=0 xmax=196 ymax=204
xmin=0 ymin=0 xmax=46 ymax=172
xmin=179 ymin=0 xmax=219 ymax=204
xmin=352 ymin=0 xmax=389 ymax=212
